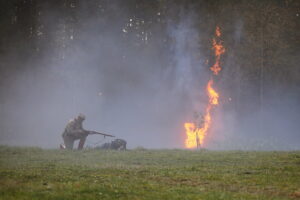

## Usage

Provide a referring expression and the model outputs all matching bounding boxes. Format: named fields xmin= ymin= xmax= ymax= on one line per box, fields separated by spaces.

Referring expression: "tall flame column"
xmin=184 ymin=26 xmax=225 ymax=149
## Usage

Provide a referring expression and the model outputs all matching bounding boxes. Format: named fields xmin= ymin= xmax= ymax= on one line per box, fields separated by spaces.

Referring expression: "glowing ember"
xmin=215 ymin=26 xmax=221 ymax=37
xmin=184 ymin=26 xmax=225 ymax=149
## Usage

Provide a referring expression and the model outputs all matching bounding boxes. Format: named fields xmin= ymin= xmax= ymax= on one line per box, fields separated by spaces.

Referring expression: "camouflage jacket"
xmin=62 ymin=118 xmax=87 ymax=139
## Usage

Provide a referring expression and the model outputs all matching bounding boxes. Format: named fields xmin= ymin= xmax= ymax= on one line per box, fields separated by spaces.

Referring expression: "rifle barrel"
xmin=88 ymin=130 xmax=115 ymax=137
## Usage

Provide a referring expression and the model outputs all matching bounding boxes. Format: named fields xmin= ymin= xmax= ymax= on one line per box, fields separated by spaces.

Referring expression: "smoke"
xmin=207 ymin=19 xmax=300 ymax=151
xmin=209 ymin=93 xmax=300 ymax=151
xmin=0 ymin=1 xmax=194 ymax=149
xmin=0 ymin=1 xmax=299 ymax=150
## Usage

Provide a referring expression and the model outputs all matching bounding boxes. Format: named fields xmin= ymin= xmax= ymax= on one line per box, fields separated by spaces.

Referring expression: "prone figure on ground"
xmin=97 ymin=139 xmax=127 ymax=150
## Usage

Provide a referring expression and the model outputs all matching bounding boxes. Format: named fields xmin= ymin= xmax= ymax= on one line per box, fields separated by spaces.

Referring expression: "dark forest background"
xmin=0 ymin=0 xmax=299 ymax=149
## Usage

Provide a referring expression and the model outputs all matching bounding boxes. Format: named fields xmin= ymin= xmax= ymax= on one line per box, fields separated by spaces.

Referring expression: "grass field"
xmin=0 ymin=146 xmax=299 ymax=200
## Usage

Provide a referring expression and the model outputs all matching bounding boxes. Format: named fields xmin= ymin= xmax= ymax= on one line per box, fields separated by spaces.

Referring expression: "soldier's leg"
xmin=78 ymin=137 xmax=86 ymax=150
xmin=63 ymin=136 xmax=74 ymax=150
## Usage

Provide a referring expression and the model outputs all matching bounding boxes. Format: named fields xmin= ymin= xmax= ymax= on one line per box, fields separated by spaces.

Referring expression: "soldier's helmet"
xmin=77 ymin=113 xmax=86 ymax=121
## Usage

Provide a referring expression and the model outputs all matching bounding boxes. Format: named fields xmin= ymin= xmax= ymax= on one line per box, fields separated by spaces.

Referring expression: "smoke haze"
xmin=0 ymin=0 xmax=299 ymax=150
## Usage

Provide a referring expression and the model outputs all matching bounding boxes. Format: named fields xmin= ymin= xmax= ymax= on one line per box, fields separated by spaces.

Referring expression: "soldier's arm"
xmin=72 ymin=129 xmax=88 ymax=138
xmin=65 ymin=120 xmax=87 ymax=137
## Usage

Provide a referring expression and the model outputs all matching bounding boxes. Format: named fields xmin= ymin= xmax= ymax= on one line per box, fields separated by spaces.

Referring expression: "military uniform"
xmin=62 ymin=114 xmax=88 ymax=150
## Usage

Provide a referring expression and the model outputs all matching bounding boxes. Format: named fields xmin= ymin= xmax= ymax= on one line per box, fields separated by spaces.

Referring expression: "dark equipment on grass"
xmin=97 ymin=139 xmax=127 ymax=150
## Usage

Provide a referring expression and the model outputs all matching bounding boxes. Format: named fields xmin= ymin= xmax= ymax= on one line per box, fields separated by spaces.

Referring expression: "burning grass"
xmin=0 ymin=146 xmax=300 ymax=200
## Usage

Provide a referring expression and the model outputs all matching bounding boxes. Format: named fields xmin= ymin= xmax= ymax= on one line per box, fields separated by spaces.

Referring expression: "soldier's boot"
xmin=63 ymin=136 xmax=75 ymax=150
xmin=78 ymin=137 xmax=86 ymax=150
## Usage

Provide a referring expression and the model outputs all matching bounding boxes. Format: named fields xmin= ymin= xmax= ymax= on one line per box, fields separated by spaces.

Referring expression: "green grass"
xmin=0 ymin=146 xmax=299 ymax=200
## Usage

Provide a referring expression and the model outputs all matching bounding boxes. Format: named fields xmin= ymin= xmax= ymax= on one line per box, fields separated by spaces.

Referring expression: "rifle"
xmin=84 ymin=130 xmax=115 ymax=138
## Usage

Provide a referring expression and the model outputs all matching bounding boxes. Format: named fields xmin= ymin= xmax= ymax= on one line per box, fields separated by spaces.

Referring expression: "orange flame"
xmin=210 ymin=27 xmax=225 ymax=75
xmin=184 ymin=26 xmax=225 ymax=149
xmin=207 ymin=80 xmax=219 ymax=105
xmin=184 ymin=80 xmax=218 ymax=148
xmin=184 ymin=123 xmax=199 ymax=148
